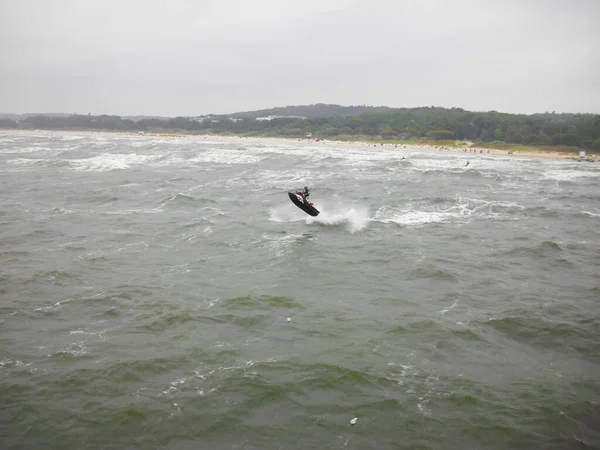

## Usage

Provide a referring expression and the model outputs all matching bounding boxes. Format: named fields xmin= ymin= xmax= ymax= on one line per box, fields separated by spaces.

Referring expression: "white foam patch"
xmin=131 ymin=140 xmax=156 ymax=148
xmin=264 ymin=233 xmax=306 ymax=257
xmin=6 ymin=158 xmax=42 ymax=166
xmin=1 ymin=146 xmax=53 ymax=154
xmin=438 ymin=299 xmax=460 ymax=316
xmin=252 ymin=169 xmax=315 ymax=188
xmin=34 ymin=298 xmax=74 ymax=312
xmin=197 ymin=206 xmax=228 ymax=217
xmin=269 ymin=204 xmax=306 ymax=223
xmin=307 ymin=202 xmax=370 ymax=233
xmin=543 ymin=169 xmax=600 ymax=182
xmin=374 ymin=201 xmax=471 ymax=227
xmin=189 ymin=149 xmax=262 ymax=164
xmin=249 ymin=142 xmax=415 ymax=166
xmin=60 ymin=135 xmax=85 ymax=141
xmin=68 ymin=328 xmax=109 ymax=341
xmin=0 ymin=359 xmax=32 ymax=369
xmin=6 ymin=156 xmax=74 ymax=170
xmin=376 ymin=207 xmax=457 ymax=226
xmin=69 ymin=153 xmax=162 ymax=171
xmin=374 ymin=196 xmax=521 ymax=227
xmin=102 ymin=208 xmax=163 ymax=215
xmin=64 ymin=342 xmax=88 ymax=356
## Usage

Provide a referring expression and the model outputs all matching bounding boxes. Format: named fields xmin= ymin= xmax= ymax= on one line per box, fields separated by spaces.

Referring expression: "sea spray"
xmin=306 ymin=201 xmax=370 ymax=233
xmin=269 ymin=199 xmax=370 ymax=232
xmin=268 ymin=204 xmax=306 ymax=223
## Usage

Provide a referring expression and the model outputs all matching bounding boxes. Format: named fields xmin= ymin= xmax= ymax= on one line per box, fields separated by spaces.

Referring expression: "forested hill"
xmin=225 ymin=103 xmax=391 ymax=119
xmin=1 ymin=105 xmax=599 ymax=150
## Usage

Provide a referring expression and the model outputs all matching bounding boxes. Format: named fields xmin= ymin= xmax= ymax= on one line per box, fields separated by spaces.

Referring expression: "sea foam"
xmin=307 ymin=201 xmax=370 ymax=233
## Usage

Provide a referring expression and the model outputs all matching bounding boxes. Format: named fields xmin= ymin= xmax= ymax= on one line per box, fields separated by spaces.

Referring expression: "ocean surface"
xmin=1 ymin=132 xmax=599 ymax=449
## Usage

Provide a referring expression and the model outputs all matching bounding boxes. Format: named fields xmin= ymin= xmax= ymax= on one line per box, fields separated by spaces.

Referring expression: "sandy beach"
xmin=1 ymin=128 xmax=593 ymax=161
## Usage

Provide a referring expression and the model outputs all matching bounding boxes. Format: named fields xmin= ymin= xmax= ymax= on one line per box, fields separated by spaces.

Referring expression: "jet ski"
xmin=288 ymin=190 xmax=320 ymax=217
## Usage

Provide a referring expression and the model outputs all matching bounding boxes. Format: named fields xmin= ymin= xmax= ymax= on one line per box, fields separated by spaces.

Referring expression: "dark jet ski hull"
xmin=288 ymin=192 xmax=320 ymax=217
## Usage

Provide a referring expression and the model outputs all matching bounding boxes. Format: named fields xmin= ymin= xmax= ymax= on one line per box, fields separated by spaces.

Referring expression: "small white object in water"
xmin=287 ymin=317 xmax=291 ymax=322
xmin=350 ymin=417 xmax=358 ymax=425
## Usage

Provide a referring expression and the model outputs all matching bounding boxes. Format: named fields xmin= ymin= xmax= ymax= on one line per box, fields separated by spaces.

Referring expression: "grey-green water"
xmin=1 ymin=132 xmax=599 ymax=449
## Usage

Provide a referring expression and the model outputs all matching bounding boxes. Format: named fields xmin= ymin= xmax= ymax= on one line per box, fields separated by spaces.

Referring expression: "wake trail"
xmin=307 ymin=200 xmax=370 ymax=233
xmin=270 ymin=199 xmax=370 ymax=233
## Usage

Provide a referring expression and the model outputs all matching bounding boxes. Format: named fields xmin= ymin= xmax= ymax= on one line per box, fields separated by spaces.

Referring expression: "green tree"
xmin=524 ymin=134 xmax=542 ymax=144
xmin=381 ymin=128 xmax=397 ymax=139
xmin=508 ymin=131 xmax=523 ymax=143
xmin=429 ymin=129 xmax=454 ymax=140
xmin=560 ymin=133 xmax=579 ymax=146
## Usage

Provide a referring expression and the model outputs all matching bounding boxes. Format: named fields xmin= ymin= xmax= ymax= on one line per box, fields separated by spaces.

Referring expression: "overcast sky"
xmin=1 ymin=0 xmax=598 ymax=116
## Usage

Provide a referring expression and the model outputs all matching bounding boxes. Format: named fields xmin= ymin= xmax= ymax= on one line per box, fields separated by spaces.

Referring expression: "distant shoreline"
xmin=2 ymin=128 xmax=596 ymax=162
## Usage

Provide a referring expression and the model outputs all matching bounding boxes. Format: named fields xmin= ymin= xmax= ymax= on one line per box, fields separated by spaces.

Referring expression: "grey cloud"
xmin=1 ymin=0 xmax=598 ymax=115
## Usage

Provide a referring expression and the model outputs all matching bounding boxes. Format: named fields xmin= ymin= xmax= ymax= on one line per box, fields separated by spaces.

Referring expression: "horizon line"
xmin=2 ymin=103 xmax=599 ymax=118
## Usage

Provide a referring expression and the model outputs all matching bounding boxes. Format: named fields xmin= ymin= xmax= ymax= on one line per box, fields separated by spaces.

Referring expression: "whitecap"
xmin=375 ymin=206 xmax=457 ymax=227
xmin=0 ymin=146 xmax=53 ymax=155
xmin=581 ymin=210 xmax=600 ymax=218
xmin=189 ymin=149 xmax=262 ymax=164
xmin=69 ymin=153 xmax=163 ymax=171
xmin=269 ymin=204 xmax=306 ymax=223
xmin=307 ymin=204 xmax=370 ymax=233
xmin=543 ymin=169 xmax=600 ymax=182
xmin=261 ymin=233 xmax=307 ymax=257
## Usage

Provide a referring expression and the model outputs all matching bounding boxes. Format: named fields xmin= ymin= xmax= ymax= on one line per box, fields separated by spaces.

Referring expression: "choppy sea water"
xmin=1 ymin=132 xmax=599 ymax=449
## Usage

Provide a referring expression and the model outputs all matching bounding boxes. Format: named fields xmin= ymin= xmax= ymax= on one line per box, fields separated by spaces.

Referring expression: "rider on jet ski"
xmin=295 ymin=186 xmax=311 ymax=203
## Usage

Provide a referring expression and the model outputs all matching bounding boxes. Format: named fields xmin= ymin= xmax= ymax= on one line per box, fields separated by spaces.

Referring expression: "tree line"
xmin=1 ymin=105 xmax=599 ymax=150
